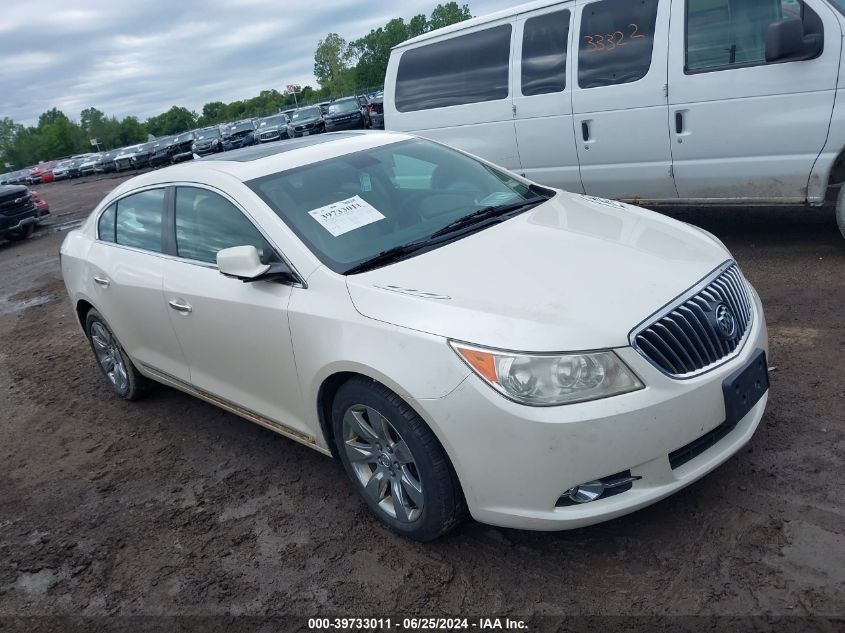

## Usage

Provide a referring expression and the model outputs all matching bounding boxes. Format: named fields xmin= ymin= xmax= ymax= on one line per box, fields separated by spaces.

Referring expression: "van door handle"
xmin=93 ymin=276 xmax=110 ymax=287
xmin=168 ymin=299 xmax=192 ymax=314
xmin=675 ymin=111 xmax=684 ymax=134
xmin=581 ymin=120 xmax=591 ymax=142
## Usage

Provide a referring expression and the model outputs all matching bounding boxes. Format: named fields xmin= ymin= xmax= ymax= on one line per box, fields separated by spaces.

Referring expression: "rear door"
xmin=668 ymin=0 xmax=840 ymax=201
xmin=86 ymin=188 xmax=190 ymax=382
xmin=511 ymin=3 xmax=583 ymax=192
xmin=571 ymin=0 xmax=678 ymax=201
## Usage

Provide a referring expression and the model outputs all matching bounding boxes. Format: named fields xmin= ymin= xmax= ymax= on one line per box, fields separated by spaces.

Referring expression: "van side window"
xmin=395 ymin=24 xmax=512 ymax=112
xmin=97 ymin=203 xmax=116 ymax=243
xmin=175 ymin=187 xmax=278 ymax=265
xmin=577 ymin=0 xmax=660 ymax=89
xmin=522 ymin=10 xmax=571 ymax=96
xmin=686 ymin=0 xmax=822 ymax=72
xmin=115 ymin=189 xmax=166 ymax=253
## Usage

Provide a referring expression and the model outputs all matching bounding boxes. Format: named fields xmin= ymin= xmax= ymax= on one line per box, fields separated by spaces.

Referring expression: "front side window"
xmin=97 ymin=203 xmax=116 ymax=243
xmin=578 ymin=0 xmax=659 ymax=89
xmin=248 ymin=138 xmax=548 ymax=273
xmin=115 ymin=188 xmax=165 ymax=252
xmin=522 ymin=10 xmax=571 ymax=96
xmin=686 ymin=0 xmax=821 ymax=72
xmin=395 ymin=25 xmax=512 ymax=112
xmin=175 ymin=187 xmax=277 ymax=265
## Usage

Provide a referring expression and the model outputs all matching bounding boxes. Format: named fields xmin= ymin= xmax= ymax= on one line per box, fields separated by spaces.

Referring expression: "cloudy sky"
xmin=1 ymin=0 xmax=517 ymax=126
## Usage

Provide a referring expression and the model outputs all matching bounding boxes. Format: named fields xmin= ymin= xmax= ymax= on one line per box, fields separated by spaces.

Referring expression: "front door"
xmin=571 ymin=0 xmax=678 ymax=201
xmin=511 ymin=3 xmax=583 ymax=192
xmin=160 ymin=185 xmax=308 ymax=435
xmin=668 ymin=0 xmax=840 ymax=201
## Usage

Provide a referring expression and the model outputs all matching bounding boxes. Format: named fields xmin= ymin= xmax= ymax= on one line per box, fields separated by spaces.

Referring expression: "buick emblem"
xmin=713 ymin=302 xmax=737 ymax=340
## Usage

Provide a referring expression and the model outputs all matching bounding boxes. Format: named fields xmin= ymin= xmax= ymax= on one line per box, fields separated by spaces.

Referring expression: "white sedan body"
xmin=60 ymin=131 xmax=768 ymax=533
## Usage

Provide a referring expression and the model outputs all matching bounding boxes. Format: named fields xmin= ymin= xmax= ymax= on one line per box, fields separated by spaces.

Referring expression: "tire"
xmin=837 ymin=186 xmax=845 ymax=240
xmin=84 ymin=309 xmax=151 ymax=400
xmin=6 ymin=223 xmax=34 ymax=241
xmin=331 ymin=377 xmax=467 ymax=541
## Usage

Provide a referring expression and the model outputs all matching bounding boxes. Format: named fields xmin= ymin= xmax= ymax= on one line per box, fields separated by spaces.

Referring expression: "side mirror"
xmin=765 ymin=17 xmax=822 ymax=62
xmin=217 ymin=245 xmax=296 ymax=284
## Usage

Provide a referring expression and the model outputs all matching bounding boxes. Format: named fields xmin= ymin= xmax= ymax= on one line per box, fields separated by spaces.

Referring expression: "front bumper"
xmin=0 ymin=208 xmax=39 ymax=236
xmin=415 ymin=286 xmax=769 ymax=530
xmin=325 ymin=117 xmax=365 ymax=131
xmin=172 ymin=151 xmax=193 ymax=163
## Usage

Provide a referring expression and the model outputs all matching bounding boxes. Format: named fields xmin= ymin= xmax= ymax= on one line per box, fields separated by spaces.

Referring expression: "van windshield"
xmin=247 ymin=138 xmax=550 ymax=274
xmin=827 ymin=0 xmax=845 ymax=13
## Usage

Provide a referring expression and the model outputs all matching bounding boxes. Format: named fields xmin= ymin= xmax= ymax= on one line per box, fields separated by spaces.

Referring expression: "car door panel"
xmin=85 ymin=243 xmax=190 ymax=382
xmin=572 ymin=0 xmax=678 ymax=201
xmin=668 ymin=0 xmax=841 ymax=201
xmin=512 ymin=4 xmax=584 ymax=192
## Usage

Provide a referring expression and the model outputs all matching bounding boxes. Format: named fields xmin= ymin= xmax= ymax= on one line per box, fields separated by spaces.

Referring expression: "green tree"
xmin=428 ymin=2 xmax=472 ymax=30
xmin=314 ymin=33 xmax=354 ymax=97
xmin=118 ymin=116 xmax=147 ymax=145
xmin=145 ymin=106 xmax=197 ymax=137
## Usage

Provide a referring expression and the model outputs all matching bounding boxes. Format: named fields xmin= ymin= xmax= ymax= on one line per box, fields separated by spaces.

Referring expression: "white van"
xmin=384 ymin=0 xmax=845 ymax=238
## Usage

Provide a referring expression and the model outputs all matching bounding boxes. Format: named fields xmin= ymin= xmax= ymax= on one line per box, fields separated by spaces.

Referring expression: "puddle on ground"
xmin=0 ymin=294 xmax=54 ymax=315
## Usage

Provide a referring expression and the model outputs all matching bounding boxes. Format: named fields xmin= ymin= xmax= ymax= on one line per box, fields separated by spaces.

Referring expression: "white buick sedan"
xmin=61 ymin=132 xmax=769 ymax=540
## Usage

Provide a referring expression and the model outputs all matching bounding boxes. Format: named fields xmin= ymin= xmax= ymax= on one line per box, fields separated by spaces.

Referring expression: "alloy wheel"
xmin=90 ymin=322 xmax=129 ymax=393
xmin=342 ymin=404 xmax=424 ymax=523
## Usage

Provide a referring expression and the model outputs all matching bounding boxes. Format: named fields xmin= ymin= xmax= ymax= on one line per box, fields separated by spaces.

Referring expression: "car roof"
xmin=396 ymin=0 xmax=559 ymax=49
xmin=105 ymin=131 xmax=414 ymax=196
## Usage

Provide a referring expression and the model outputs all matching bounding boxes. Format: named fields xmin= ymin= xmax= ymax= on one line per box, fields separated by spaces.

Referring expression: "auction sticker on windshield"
xmin=308 ymin=195 xmax=386 ymax=237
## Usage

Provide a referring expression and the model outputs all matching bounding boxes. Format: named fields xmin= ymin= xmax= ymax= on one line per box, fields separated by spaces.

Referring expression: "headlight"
xmin=191 ymin=143 xmax=197 ymax=151
xmin=212 ymin=138 xmax=219 ymax=145
xmin=450 ymin=342 xmax=643 ymax=406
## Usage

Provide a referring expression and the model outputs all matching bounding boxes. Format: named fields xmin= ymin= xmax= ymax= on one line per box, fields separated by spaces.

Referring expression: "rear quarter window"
xmin=395 ymin=24 xmax=512 ymax=112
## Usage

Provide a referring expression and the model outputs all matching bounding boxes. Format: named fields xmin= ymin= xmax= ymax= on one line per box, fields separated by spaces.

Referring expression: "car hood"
xmin=345 ymin=192 xmax=731 ymax=351
xmin=291 ymin=117 xmax=321 ymax=125
xmin=0 ymin=185 xmax=29 ymax=198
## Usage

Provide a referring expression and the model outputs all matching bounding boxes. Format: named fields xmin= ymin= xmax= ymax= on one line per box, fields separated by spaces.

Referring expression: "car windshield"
xmin=174 ymin=133 xmax=193 ymax=143
xmin=248 ymin=138 xmax=549 ymax=274
xmin=827 ymin=0 xmax=845 ymax=13
xmin=196 ymin=129 xmax=220 ymax=139
xmin=231 ymin=123 xmax=254 ymax=133
xmin=291 ymin=107 xmax=321 ymax=121
xmin=259 ymin=116 xmax=286 ymax=128
xmin=328 ymin=100 xmax=359 ymax=114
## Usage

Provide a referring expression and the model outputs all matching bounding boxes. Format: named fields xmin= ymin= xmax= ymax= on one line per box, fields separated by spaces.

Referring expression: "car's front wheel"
xmin=332 ymin=377 xmax=467 ymax=541
xmin=85 ymin=309 xmax=150 ymax=400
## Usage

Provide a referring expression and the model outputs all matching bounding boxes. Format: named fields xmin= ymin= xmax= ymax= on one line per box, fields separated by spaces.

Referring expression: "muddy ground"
xmin=0 ymin=173 xmax=843 ymax=629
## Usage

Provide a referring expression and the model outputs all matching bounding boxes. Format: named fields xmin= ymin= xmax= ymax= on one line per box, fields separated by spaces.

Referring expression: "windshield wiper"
xmin=344 ymin=238 xmax=435 ymax=275
xmin=429 ymin=198 xmax=547 ymax=239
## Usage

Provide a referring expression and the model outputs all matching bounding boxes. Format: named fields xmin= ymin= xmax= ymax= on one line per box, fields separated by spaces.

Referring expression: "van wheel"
xmin=331 ymin=377 xmax=467 ymax=541
xmin=837 ymin=187 xmax=845 ymax=240
xmin=85 ymin=309 xmax=150 ymax=400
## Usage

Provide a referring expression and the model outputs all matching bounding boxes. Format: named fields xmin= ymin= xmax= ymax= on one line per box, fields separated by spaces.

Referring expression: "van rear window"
xmin=395 ymin=25 xmax=512 ymax=112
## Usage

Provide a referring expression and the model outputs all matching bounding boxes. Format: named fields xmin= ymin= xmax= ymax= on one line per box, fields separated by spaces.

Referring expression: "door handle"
xmin=93 ymin=276 xmax=110 ymax=287
xmin=581 ymin=120 xmax=591 ymax=142
xmin=168 ymin=299 xmax=192 ymax=314
xmin=675 ymin=111 xmax=685 ymax=134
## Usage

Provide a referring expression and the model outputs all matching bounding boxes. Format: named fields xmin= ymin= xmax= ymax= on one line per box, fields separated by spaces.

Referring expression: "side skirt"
xmin=139 ymin=363 xmax=332 ymax=457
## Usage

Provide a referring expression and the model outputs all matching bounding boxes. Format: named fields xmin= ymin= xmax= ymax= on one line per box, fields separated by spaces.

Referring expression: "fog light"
xmin=563 ymin=482 xmax=605 ymax=504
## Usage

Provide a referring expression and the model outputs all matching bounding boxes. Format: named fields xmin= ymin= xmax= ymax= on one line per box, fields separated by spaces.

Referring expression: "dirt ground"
xmin=0 ymin=173 xmax=843 ymax=628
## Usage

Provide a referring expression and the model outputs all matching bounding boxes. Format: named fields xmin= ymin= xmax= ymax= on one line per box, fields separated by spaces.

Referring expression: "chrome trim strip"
xmin=139 ymin=363 xmax=331 ymax=456
xmin=628 ymin=260 xmax=755 ymax=380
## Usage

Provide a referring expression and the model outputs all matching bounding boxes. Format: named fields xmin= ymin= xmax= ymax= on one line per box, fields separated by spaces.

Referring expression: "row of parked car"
xmin=0 ymin=93 xmax=385 ymax=188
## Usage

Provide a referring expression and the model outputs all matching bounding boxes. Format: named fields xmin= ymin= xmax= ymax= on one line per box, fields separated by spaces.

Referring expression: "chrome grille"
xmin=631 ymin=263 xmax=753 ymax=378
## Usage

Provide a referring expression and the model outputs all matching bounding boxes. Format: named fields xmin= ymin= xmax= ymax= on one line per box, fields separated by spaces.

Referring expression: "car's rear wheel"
xmin=836 ymin=186 xmax=845 ymax=240
xmin=331 ymin=377 xmax=467 ymax=541
xmin=85 ymin=309 xmax=150 ymax=400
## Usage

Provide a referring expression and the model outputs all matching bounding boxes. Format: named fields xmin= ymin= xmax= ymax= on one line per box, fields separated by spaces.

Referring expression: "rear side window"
xmin=97 ymin=203 xmax=116 ymax=243
xmin=522 ymin=10 xmax=571 ymax=96
xmin=115 ymin=188 xmax=165 ymax=253
xmin=686 ymin=0 xmax=821 ymax=72
xmin=395 ymin=24 xmax=512 ymax=112
xmin=577 ymin=0 xmax=660 ymax=89
xmin=175 ymin=187 xmax=277 ymax=265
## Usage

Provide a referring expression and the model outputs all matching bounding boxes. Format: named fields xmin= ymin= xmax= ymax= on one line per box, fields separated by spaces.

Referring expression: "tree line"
xmin=0 ymin=2 xmax=470 ymax=171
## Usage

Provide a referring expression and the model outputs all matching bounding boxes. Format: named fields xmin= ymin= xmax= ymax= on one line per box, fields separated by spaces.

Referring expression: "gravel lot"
xmin=1 ymin=173 xmax=843 ymax=628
